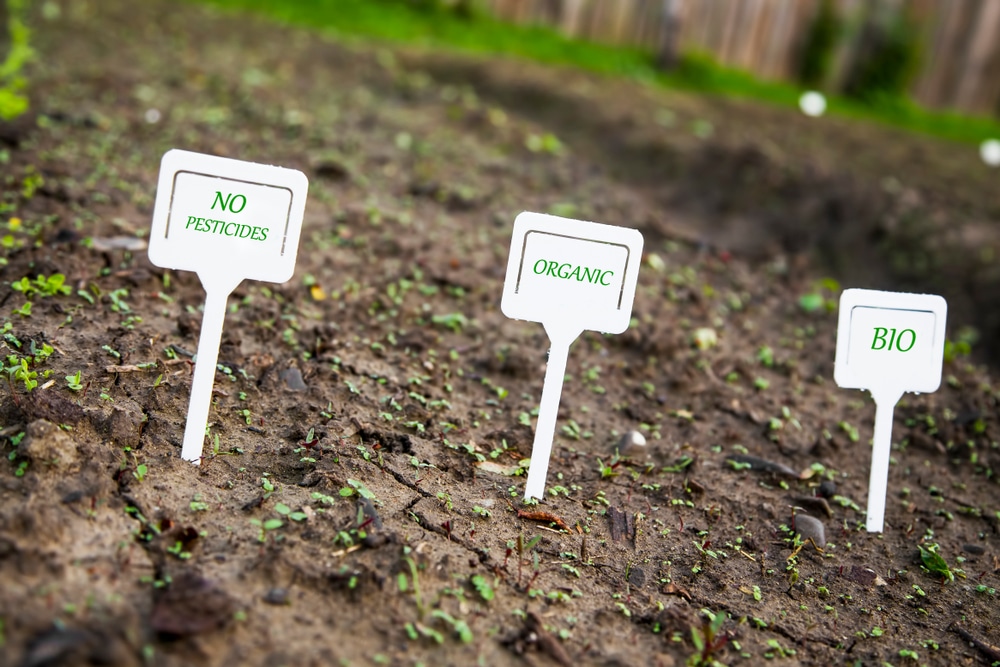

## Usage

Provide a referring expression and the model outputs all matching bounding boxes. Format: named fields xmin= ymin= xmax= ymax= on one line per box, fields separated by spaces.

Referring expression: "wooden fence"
xmin=481 ymin=0 xmax=1000 ymax=115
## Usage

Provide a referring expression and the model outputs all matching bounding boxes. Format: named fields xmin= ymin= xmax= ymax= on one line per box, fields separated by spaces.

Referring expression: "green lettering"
xmin=557 ymin=263 xmax=571 ymax=279
xmin=185 ymin=215 xmax=198 ymax=229
xmin=599 ymin=270 xmax=613 ymax=286
xmin=212 ymin=219 xmax=225 ymax=234
xmin=224 ymin=222 xmax=238 ymax=236
xmin=212 ymin=191 xmax=247 ymax=213
xmin=546 ymin=261 xmax=558 ymax=277
xmin=211 ymin=192 xmax=231 ymax=211
xmin=568 ymin=265 xmax=583 ymax=281
xmin=896 ymin=329 xmax=916 ymax=352
xmin=238 ymin=224 xmax=252 ymax=239
xmin=871 ymin=327 xmax=888 ymax=350
xmin=533 ymin=259 xmax=547 ymax=275
xmin=259 ymin=227 xmax=268 ymax=242
xmin=250 ymin=227 xmax=261 ymax=241
xmin=196 ymin=218 xmax=210 ymax=232
xmin=229 ymin=194 xmax=247 ymax=213
xmin=583 ymin=267 xmax=598 ymax=283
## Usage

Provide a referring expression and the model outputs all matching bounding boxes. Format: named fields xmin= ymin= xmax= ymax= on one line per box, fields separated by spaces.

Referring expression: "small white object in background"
xmin=148 ymin=149 xmax=308 ymax=464
xmin=799 ymin=91 xmax=827 ymax=117
xmin=144 ymin=109 xmax=162 ymax=124
xmin=980 ymin=139 xmax=1000 ymax=167
xmin=502 ymin=212 xmax=643 ymax=500
xmin=834 ymin=288 xmax=947 ymax=532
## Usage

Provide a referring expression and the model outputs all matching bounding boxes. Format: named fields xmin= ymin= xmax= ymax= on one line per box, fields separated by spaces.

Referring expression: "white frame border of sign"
xmin=501 ymin=211 xmax=643 ymax=336
xmin=834 ymin=288 xmax=947 ymax=396
xmin=149 ymin=149 xmax=308 ymax=285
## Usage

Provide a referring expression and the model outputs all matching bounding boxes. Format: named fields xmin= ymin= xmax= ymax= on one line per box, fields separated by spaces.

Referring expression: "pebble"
xmin=962 ymin=544 xmax=986 ymax=556
xmin=817 ymin=480 xmax=837 ymax=498
xmin=793 ymin=514 xmax=826 ymax=548
xmin=279 ymin=367 xmax=307 ymax=391
xmin=615 ymin=430 xmax=646 ymax=456
xmin=263 ymin=588 xmax=290 ymax=605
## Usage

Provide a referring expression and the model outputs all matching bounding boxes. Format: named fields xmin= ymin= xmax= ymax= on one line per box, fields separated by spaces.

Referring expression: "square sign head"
xmin=149 ymin=149 xmax=308 ymax=286
xmin=502 ymin=211 xmax=643 ymax=337
xmin=834 ymin=289 xmax=947 ymax=397
xmin=833 ymin=288 xmax=947 ymax=533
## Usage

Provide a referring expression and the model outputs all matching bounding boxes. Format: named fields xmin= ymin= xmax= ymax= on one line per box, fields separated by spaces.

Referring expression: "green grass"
xmin=191 ymin=0 xmax=1000 ymax=145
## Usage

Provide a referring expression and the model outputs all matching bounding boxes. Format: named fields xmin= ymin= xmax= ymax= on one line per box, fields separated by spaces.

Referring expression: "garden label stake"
xmin=834 ymin=288 xmax=947 ymax=532
xmin=148 ymin=149 xmax=308 ymax=464
xmin=501 ymin=212 xmax=643 ymax=500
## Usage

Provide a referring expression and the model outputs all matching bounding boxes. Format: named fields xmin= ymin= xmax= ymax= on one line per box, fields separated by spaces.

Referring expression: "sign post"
xmin=834 ymin=288 xmax=947 ymax=532
xmin=501 ymin=212 xmax=643 ymax=500
xmin=148 ymin=149 xmax=308 ymax=463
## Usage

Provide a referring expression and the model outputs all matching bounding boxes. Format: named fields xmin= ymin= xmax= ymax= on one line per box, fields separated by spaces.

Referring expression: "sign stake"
xmin=523 ymin=323 xmax=581 ymax=501
xmin=866 ymin=387 xmax=904 ymax=532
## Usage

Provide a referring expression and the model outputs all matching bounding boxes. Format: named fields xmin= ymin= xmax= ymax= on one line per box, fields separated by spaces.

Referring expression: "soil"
xmin=1 ymin=2 xmax=998 ymax=666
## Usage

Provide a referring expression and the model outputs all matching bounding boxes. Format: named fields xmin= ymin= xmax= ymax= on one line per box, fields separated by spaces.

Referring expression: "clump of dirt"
xmin=0 ymin=2 xmax=997 ymax=666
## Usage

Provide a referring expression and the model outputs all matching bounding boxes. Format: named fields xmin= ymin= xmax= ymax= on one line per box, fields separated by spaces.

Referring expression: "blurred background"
xmin=2 ymin=0 xmax=998 ymax=362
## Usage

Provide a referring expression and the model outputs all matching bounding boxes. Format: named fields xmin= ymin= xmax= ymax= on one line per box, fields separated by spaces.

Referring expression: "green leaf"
xmin=274 ymin=503 xmax=291 ymax=515
xmin=918 ymin=545 xmax=954 ymax=582
xmin=263 ymin=518 xmax=283 ymax=531
xmin=798 ymin=293 xmax=824 ymax=312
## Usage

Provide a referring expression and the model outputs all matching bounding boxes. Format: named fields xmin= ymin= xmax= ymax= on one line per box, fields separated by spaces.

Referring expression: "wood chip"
xmin=662 ymin=582 xmax=692 ymax=601
xmin=517 ymin=509 xmax=569 ymax=532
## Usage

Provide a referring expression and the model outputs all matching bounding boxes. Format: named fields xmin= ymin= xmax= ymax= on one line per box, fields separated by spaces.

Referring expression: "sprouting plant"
xmin=436 ymin=491 xmax=453 ymax=511
xmin=470 ymin=574 xmax=494 ymax=601
xmin=687 ymin=608 xmax=728 ymax=667
xmin=11 ymin=274 xmax=70 ymax=298
xmin=274 ymin=502 xmax=308 ymax=522
xmin=189 ymin=494 xmax=209 ymax=512
xmin=166 ymin=541 xmax=191 ymax=560
xmin=431 ymin=610 xmax=473 ymax=643
xmin=757 ymin=345 xmax=774 ymax=367
xmin=248 ymin=517 xmax=283 ymax=543
xmin=918 ymin=544 xmax=954 ymax=582
xmin=430 ymin=312 xmax=468 ymax=333
xmin=12 ymin=301 xmax=30 ymax=317
xmin=472 ymin=505 xmax=491 ymax=518
xmin=8 ymin=357 xmax=37 ymax=391
xmin=132 ymin=464 xmax=148 ymax=482
xmin=340 ymin=478 xmax=378 ymax=503
xmin=65 ymin=370 xmax=84 ymax=391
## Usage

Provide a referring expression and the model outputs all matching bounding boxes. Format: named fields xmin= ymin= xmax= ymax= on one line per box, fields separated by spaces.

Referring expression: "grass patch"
xmin=189 ymin=0 xmax=1000 ymax=145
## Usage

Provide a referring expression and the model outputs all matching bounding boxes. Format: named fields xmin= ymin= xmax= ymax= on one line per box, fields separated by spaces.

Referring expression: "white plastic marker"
xmin=834 ymin=289 xmax=947 ymax=532
xmin=502 ymin=212 xmax=643 ymax=500
xmin=148 ymin=149 xmax=308 ymax=463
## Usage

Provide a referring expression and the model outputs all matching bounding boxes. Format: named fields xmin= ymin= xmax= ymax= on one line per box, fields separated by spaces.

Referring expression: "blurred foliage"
xmin=798 ymin=0 xmax=841 ymax=88
xmin=192 ymin=0 xmax=1000 ymax=145
xmin=844 ymin=11 xmax=922 ymax=104
xmin=0 ymin=0 xmax=31 ymax=120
